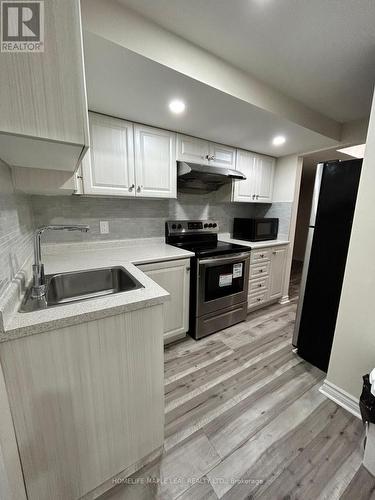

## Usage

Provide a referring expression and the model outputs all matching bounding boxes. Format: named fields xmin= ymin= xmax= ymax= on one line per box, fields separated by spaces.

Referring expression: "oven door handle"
xmin=198 ymin=252 xmax=250 ymax=266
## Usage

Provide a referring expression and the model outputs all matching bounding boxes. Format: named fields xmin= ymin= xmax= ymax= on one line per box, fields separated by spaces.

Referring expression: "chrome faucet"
xmin=32 ymin=225 xmax=90 ymax=298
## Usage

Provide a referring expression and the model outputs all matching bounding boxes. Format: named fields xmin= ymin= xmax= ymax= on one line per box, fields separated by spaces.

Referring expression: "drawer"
xmin=250 ymin=249 xmax=271 ymax=263
xmin=249 ymin=276 xmax=269 ymax=294
xmin=250 ymin=261 xmax=270 ymax=279
xmin=248 ymin=291 xmax=268 ymax=308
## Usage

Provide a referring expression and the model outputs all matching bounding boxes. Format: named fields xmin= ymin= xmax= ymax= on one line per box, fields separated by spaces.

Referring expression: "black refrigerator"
xmin=292 ymin=159 xmax=362 ymax=372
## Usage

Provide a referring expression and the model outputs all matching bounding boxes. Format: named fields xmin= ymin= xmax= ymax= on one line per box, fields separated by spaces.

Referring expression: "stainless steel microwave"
xmin=233 ymin=218 xmax=279 ymax=242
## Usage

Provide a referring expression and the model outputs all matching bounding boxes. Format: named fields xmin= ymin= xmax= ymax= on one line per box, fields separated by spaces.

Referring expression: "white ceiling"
xmin=116 ymin=0 xmax=375 ymax=123
xmin=84 ymin=32 xmax=337 ymax=157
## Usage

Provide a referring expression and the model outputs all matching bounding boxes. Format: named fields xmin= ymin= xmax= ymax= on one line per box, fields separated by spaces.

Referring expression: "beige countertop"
xmin=0 ymin=238 xmax=194 ymax=342
xmin=219 ymin=233 xmax=290 ymax=249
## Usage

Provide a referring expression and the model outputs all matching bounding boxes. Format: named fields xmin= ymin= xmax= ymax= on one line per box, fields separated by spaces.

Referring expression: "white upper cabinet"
xmin=177 ymin=134 xmax=209 ymax=164
xmin=208 ymin=143 xmax=236 ymax=169
xmin=82 ymin=113 xmax=135 ymax=197
xmin=177 ymin=134 xmax=235 ymax=169
xmin=254 ymin=155 xmax=275 ymax=203
xmin=0 ymin=0 xmax=89 ymax=171
xmin=232 ymin=149 xmax=275 ymax=203
xmin=232 ymin=149 xmax=257 ymax=203
xmin=134 ymin=125 xmax=177 ymax=198
xmin=81 ymin=113 xmax=177 ymax=199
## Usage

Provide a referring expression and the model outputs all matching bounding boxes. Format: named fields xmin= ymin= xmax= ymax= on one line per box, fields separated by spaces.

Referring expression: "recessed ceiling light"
xmin=272 ymin=135 xmax=286 ymax=146
xmin=337 ymin=143 xmax=366 ymax=159
xmin=168 ymin=99 xmax=186 ymax=114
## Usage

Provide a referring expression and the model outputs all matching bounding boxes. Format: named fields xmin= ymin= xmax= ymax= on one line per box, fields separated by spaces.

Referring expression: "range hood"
xmin=177 ymin=161 xmax=246 ymax=193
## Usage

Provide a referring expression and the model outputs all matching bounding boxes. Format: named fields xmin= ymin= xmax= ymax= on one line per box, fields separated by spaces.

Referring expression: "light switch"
xmin=99 ymin=221 xmax=109 ymax=234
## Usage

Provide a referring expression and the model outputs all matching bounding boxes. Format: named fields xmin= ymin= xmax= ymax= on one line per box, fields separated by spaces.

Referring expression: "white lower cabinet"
xmin=248 ymin=244 xmax=288 ymax=311
xmin=138 ymin=259 xmax=190 ymax=343
xmin=269 ymin=246 xmax=288 ymax=300
xmin=0 ymin=305 xmax=164 ymax=500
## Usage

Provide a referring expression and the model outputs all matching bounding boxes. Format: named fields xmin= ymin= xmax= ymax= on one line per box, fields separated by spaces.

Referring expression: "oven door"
xmin=197 ymin=252 xmax=250 ymax=316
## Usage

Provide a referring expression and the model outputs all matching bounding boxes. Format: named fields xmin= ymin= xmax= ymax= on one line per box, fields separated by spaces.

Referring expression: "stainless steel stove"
xmin=166 ymin=220 xmax=251 ymax=340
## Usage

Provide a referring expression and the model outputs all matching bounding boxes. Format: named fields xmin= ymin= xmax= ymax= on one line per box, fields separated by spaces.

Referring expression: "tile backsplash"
xmin=30 ymin=192 xmax=292 ymax=243
xmin=0 ymin=161 xmax=35 ymax=296
xmin=0 ymin=179 xmax=292 ymax=300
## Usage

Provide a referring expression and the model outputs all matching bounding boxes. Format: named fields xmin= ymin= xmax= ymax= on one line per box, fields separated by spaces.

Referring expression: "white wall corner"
xmin=319 ymin=379 xmax=361 ymax=419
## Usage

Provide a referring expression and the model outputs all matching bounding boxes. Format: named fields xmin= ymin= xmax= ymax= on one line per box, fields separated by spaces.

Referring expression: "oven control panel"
xmin=166 ymin=220 xmax=219 ymax=234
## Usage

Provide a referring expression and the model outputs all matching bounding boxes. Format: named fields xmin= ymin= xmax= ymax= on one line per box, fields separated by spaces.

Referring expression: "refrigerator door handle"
xmin=292 ymin=226 xmax=315 ymax=347
xmin=309 ymin=163 xmax=324 ymax=227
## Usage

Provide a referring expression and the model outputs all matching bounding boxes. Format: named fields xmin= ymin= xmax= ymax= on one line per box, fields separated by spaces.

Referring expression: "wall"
xmin=273 ymin=155 xmax=303 ymax=302
xmin=293 ymin=162 xmax=316 ymax=261
xmin=326 ymin=90 xmax=375 ymax=399
xmin=30 ymin=193 xmax=293 ymax=243
xmin=0 ymin=161 xmax=34 ymax=298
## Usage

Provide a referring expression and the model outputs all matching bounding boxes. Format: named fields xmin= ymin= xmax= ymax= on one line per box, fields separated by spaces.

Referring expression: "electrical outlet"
xmin=99 ymin=221 xmax=109 ymax=234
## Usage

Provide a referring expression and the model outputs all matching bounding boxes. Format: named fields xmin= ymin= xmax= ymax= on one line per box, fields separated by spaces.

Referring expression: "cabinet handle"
xmin=186 ymin=267 xmax=190 ymax=272
xmin=257 ymin=297 xmax=262 ymax=302
xmin=273 ymin=251 xmax=277 ymax=255
xmin=258 ymin=284 xmax=262 ymax=287
xmin=256 ymin=195 xmax=259 ymax=200
xmin=137 ymin=185 xmax=143 ymax=192
xmin=129 ymin=183 xmax=135 ymax=191
xmin=259 ymin=269 xmax=263 ymax=273
xmin=252 ymin=194 xmax=256 ymax=200
xmin=260 ymin=254 xmax=264 ymax=258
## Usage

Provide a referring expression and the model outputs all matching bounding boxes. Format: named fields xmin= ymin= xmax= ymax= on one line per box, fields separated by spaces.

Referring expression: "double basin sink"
xmin=21 ymin=267 xmax=144 ymax=312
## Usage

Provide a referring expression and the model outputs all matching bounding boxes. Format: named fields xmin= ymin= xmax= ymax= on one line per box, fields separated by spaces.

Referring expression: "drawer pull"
xmin=258 ymin=284 xmax=262 ymax=288
xmin=257 ymin=297 xmax=262 ymax=302
xmin=259 ymin=269 xmax=263 ymax=273
xmin=260 ymin=254 xmax=264 ymax=258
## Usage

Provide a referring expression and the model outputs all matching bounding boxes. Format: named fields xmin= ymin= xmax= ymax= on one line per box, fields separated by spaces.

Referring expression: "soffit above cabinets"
xmin=83 ymin=31 xmax=338 ymax=158
xmin=117 ymin=0 xmax=375 ymax=123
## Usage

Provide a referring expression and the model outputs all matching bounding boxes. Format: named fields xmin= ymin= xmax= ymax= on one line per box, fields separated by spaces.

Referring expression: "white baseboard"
xmin=319 ymin=379 xmax=361 ymax=419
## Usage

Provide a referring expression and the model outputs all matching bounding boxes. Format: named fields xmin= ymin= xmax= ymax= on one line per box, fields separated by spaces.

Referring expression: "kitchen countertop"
xmin=0 ymin=238 xmax=194 ymax=342
xmin=219 ymin=233 xmax=290 ymax=249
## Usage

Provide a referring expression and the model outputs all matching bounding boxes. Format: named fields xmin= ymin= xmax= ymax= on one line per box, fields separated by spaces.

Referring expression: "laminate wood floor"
xmin=103 ymin=262 xmax=375 ymax=500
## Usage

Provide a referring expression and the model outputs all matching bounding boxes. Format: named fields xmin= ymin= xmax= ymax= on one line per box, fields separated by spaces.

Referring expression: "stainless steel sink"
xmin=20 ymin=267 xmax=144 ymax=312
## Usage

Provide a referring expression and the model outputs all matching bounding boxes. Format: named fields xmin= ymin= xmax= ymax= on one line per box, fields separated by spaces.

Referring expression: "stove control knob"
xmin=208 ymin=223 xmax=213 ymax=228
xmin=177 ymin=224 xmax=182 ymax=229
xmin=172 ymin=224 xmax=177 ymax=229
xmin=213 ymin=223 xmax=217 ymax=228
xmin=204 ymin=223 xmax=209 ymax=228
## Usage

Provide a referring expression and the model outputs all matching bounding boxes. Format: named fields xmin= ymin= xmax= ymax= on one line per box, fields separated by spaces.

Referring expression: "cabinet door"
xmin=209 ymin=143 xmax=236 ymax=169
xmin=232 ymin=149 xmax=257 ymax=202
xmin=135 ymin=125 xmax=177 ymax=198
xmin=253 ymin=155 xmax=275 ymax=203
xmin=176 ymin=134 xmax=209 ymax=164
xmin=82 ymin=113 xmax=135 ymax=196
xmin=0 ymin=0 xmax=89 ymax=171
xmin=269 ymin=246 xmax=287 ymax=300
xmin=138 ymin=259 xmax=190 ymax=343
